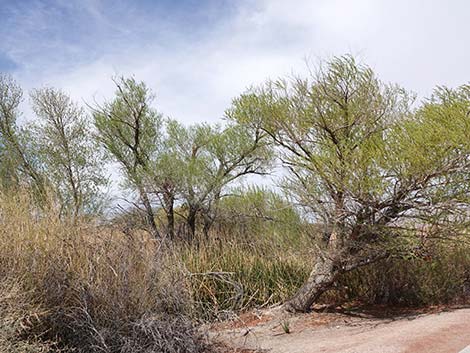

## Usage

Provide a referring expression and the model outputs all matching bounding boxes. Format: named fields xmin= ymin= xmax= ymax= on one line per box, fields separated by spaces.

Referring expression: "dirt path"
xmin=211 ymin=307 xmax=470 ymax=353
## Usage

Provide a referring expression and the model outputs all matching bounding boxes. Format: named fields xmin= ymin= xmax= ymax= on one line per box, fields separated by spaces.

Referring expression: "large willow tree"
xmin=229 ymin=56 xmax=470 ymax=312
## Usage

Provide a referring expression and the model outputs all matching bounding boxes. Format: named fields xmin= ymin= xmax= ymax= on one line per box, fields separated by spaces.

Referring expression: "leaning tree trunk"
xmin=284 ymin=255 xmax=341 ymax=312
xmin=284 ymin=247 xmax=388 ymax=312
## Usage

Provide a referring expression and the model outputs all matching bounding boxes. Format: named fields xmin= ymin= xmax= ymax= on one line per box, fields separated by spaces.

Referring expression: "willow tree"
xmin=166 ymin=119 xmax=272 ymax=239
xmin=230 ymin=56 xmax=470 ymax=312
xmin=30 ymin=88 xmax=107 ymax=218
xmin=0 ymin=74 xmax=45 ymax=196
xmin=94 ymin=77 xmax=165 ymax=238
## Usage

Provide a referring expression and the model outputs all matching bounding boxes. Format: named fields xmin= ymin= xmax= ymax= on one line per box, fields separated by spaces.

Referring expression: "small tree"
xmin=0 ymin=74 xmax=45 ymax=196
xmin=29 ymin=87 xmax=107 ymax=218
xmin=94 ymin=77 xmax=175 ymax=239
xmin=166 ymin=119 xmax=272 ymax=239
xmin=230 ymin=56 xmax=470 ymax=312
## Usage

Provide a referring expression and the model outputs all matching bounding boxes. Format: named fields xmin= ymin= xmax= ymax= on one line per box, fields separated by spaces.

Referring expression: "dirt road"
xmin=211 ymin=307 xmax=470 ymax=353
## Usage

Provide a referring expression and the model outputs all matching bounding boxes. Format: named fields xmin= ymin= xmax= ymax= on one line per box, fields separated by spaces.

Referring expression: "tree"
xmin=0 ymin=132 xmax=21 ymax=190
xmin=94 ymin=77 xmax=169 ymax=239
xmin=229 ymin=56 xmax=470 ymax=312
xmin=143 ymin=139 xmax=181 ymax=241
xmin=30 ymin=87 xmax=107 ymax=219
xmin=0 ymin=74 xmax=46 ymax=196
xmin=166 ymin=119 xmax=272 ymax=239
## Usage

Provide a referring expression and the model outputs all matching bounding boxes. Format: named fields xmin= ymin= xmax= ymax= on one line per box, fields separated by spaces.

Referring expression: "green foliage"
xmin=94 ymin=77 xmax=169 ymax=237
xmin=217 ymin=186 xmax=303 ymax=243
xmin=0 ymin=74 xmax=45 ymax=195
xmin=163 ymin=117 xmax=273 ymax=237
xmin=94 ymin=77 xmax=164 ymax=185
xmin=30 ymin=87 xmax=108 ymax=217
xmin=229 ymin=55 xmax=470 ymax=261
xmin=0 ymin=76 xmax=107 ymax=216
xmin=94 ymin=77 xmax=273 ymax=239
xmin=229 ymin=56 xmax=411 ymax=222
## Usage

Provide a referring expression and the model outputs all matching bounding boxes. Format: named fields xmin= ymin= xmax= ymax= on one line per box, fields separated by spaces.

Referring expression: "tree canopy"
xmin=229 ymin=55 xmax=470 ymax=311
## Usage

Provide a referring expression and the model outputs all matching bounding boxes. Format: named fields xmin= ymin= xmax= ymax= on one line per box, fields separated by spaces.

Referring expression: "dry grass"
xmin=179 ymin=224 xmax=470 ymax=318
xmin=0 ymin=191 xmax=207 ymax=352
xmin=1 ymin=190 xmax=469 ymax=351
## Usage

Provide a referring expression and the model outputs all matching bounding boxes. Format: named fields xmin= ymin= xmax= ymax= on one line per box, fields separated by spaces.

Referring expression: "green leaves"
xmin=29 ymin=87 xmax=108 ymax=217
xmin=94 ymin=77 xmax=273 ymax=237
xmin=166 ymin=118 xmax=272 ymax=214
xmin=229 ymin=55 xmax=470 ymax=248
xmin=94 ymin=77 xmax=163 ymax=180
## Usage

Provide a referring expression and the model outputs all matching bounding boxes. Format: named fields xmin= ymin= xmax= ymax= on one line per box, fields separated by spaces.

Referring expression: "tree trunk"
xmin=284 ymin=256 xmax=340 ymax=312
xmin=284 ymin=245 xmax=388 ymax=312
xmin=187 ymin=207 xmax=197 ymax=241
xmin=202 ymin=191 xmax=220 ymax=239
xmin=163 ymin=191 xmax=175 ymax=240
xmin=166 ymin=204 xmax=175 ymax=241
xmin=138 ymin=186 xmax=159 ymax=239
xmin=202 ymin=217 xmax=210 ymax=239
xmin=202 ymin=212 xmax=215 ymax=240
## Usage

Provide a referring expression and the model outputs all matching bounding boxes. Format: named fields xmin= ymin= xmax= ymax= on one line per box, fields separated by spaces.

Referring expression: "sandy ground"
xmin=210 ymin=307 xmax=470 ymax=353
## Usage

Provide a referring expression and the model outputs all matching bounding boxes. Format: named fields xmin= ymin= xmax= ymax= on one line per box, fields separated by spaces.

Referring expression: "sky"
xmin=1 ymin=0 xmax=469 ymax=125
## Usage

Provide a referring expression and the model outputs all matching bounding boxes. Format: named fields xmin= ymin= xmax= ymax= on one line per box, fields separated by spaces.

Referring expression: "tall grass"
xmin=335 ymin=241 xmax=470 ymax=306
xmin=179 ymin=218 xmax=470 ymax=317
xmin=0 ymin=192 xmax=206 ymax=352
xmin=181 ymin=233 xmax=310 ymax=320
xmin=1 ymin=189 xmax=469 ymax=352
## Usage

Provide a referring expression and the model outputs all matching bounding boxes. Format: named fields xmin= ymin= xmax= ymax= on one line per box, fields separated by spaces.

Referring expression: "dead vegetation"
xmin=0 ymin=189 xmax=469 ymax=352
xmin=0 ymin=191 xmax=208 ymax=353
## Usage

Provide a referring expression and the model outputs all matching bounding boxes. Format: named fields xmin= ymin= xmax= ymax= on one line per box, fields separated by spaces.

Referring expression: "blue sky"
xmin=1 ymin=0 xmax=470 ymax=124
xmin=0 ymin=0 xmax=234 ymax=74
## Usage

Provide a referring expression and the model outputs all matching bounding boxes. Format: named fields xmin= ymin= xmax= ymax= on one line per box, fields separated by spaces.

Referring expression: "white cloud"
xmin=3 ymin=0 xmax=469 ymax=199
xmin=5 ymin=0 xmax=470 ymax=123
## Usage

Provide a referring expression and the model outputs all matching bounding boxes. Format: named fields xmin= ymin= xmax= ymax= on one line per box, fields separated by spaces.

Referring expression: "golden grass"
xmin=180 ymin=235 xmax=310 ymax=320
xmin=0 ymin=191 xmax=205 ymax=352
xmin=1 ymin=190 xmax=468 ymax=351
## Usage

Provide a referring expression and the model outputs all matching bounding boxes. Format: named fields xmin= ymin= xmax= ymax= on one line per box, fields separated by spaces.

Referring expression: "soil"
xmin=210 ymin=305 xmax=470 ymax=353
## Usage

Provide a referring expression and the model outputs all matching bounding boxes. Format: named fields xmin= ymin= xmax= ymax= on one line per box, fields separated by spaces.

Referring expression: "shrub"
xmin=0 ymin=191 xmax=207 ymax=352
xmin=334 ymin=241 xmax=470 ymax=306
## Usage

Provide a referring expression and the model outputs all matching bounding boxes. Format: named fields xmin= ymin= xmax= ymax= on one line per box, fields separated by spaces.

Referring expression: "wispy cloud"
xmin=1 ymin=0 xmax=469 ymax=124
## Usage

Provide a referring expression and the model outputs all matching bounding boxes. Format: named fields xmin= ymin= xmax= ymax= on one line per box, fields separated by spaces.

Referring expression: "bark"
xmin=202 ymin=208 xmax=216 ymax=239
xmin=162 ymin=190 xmax=175 ymax=240
xmin=166 ymin=204 xmax=175 ymax=241
xmin=284 ymin=245 xmax=388 ymax=312
xmin=187 ymin=207 xmax=197 ymax=241
xmin=284 ymin=256 xmax=340 ymax=312
xmin=202 ymin=215 xmax=212 ymax=239
xmin=138 ymin=186 xmax=159 ymax=239
xmin=202 ymin=192 xmax=221 ymax=239
xmin=285 ymin=206 xmax=346 ymax=312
